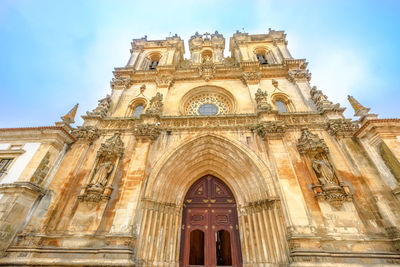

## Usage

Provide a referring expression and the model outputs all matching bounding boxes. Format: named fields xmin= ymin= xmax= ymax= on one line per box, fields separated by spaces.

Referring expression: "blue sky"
xmin=0 ymin=0 xmax=399 ymax=127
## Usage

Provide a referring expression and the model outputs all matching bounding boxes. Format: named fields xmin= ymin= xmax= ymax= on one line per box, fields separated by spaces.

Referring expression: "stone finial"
xmin=61 ymin=104 xmax=78 ymax=124
xmin=347 ymin=95 xmax=370 ymax=117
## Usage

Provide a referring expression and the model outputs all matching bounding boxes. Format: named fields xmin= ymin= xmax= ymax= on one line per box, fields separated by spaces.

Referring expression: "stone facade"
xmin=0 ymin=30 xmax=399 ymax=266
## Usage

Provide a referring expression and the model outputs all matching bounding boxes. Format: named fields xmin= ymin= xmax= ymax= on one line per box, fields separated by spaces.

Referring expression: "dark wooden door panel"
xmin=180 ymin=175 xmax=242 ymax=267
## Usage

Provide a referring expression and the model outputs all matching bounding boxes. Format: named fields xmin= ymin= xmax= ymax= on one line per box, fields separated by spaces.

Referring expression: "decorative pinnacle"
xmin=61 ymin=103 xmax=79 ymax=124
xmin=347 ymin=95 xmax=370 ymax=117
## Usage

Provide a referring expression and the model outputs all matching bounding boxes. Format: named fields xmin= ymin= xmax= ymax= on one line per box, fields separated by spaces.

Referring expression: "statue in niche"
xmin=90 ymin=160 xmax=114 ymax=189
xmin=312 ymin=154 xmax=337 ymax=185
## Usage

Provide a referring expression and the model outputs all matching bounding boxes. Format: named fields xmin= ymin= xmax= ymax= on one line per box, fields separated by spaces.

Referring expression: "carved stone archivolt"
xmin=71 ymin=126 xmax=100 ymax=143
xmin=255 ymin=88 xmax=272 ymax=112
xmin=145 ymin=92 xmax=164 ymax=115
xmin=297 ymin=128 xmax=351 ymax=209
xmin=326 ymin=118 xmax=359 ymax=137
xmin=255 ymin=121 xmax=286 ymax=139
xmin=86 ymin=95 xmax=112 ymax=118
xmin=79 ymin=132 xmax=124 ymax=202
xmin=133 ymin=124 xmax=161 ymax=141
xmin=30 ymin=152 xmax=50 ymax=186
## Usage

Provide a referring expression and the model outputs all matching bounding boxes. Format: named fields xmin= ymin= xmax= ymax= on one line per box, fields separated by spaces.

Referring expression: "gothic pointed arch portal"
xmin=180 ymin=175 xmax=242 ymax=267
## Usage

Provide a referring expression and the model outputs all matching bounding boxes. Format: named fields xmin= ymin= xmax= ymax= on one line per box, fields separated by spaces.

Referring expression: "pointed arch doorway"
xmin=179 ymin=175 xmax=242 ymax=267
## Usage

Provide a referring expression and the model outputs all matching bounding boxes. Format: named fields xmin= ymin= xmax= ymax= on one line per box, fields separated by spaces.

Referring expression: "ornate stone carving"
xmin=80 ymin=133 xmax=124 ymax=202
xmin=255 ymin=88 xmax=272 ymax=112
xmin=255 ymin=121 xmax=286 ymax=139
xmin=86 ymin=95 xmax=111 ymax=118
xmin=30 ymin=153 xmax=50 ymax=185
xmin=110 ymin=76 xmax=132 ymax=89
xmin=198 ymin=56 xmax=215 ymax=81
xmin=97 ymin=132 xmax=124 ymax=159
xmin=297 ymin=127 xmax=329 ymax=155
xmin=145 ymin=92 xmax=164 ymax=115
xmin=310 ymin=86 xmax=341 ymax=112
xmin=286 ymin=69 xmax=311 ymax=83
xmin=221 ymin=57 xmax=237 ymax=67
xmin=326 ymin=119 xmax=359 ymax=137
xmin=133 ymin=124 xmax=161 ymax=141
xmin=71 ymin=126 xmax=100 ymax=143
xmin=155 ymin=74 xmax=174 ymax=89
xmin=242 ymin=71 xmax=260 ymax=85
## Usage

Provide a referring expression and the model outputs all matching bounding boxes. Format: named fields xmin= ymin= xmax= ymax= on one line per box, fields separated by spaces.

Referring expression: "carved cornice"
xmin=326 ymin=119 xmax=359 ymax=137
xmin=241 ymin=71 xmax=260 ymax=85
xmin=255 ymin=121 xmax=286 ymax=139
xmin=110 ymin=76 xmax=132 ymax=90
xmin=297 ymin=128 xmax=329 ymax=155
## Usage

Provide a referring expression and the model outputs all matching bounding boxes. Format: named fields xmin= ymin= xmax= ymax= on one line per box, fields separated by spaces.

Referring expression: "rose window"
xmin=186 ymin=94 xmax=229 ymax=115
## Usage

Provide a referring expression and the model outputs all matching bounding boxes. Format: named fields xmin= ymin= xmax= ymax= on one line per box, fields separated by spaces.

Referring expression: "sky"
xmin=0 ymin=0 xmax=399 ymax=127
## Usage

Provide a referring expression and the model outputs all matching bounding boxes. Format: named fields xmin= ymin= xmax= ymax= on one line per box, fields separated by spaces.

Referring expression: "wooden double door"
xmin=180 ymin=175 xmax=242 ymax=267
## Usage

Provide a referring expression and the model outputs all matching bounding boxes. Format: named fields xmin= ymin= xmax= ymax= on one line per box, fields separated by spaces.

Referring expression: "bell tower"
xmin=188 ymin=31 xmax=225 ymax=64
xmin=126 ymin=34 xmax=185 ymax=70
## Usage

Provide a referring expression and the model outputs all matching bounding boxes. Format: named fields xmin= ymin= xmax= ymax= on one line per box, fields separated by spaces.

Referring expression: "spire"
xmin=61 ymin=104 xmax=79 ymax=124
xmin=347 ymin=95 xmax=370 ymax=117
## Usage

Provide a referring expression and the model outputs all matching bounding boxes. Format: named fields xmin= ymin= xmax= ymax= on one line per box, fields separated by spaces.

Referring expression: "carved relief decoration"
xmin=132 ymin=124 xmax=161 ymax=141
xmin=86 ymin=95 xmax=112 ymax=118
xmin=80 ymin=132 xmax=124 ymax=202
xmin=30 ymin=152 xmax=50 ymax=186
xmin=155 ymin=74 xmax=174 ymax=89
xmin=297 ymin=127 xmax=329 ymax=155
xmin=110 ymin=76 xmax=132 ymax=89
xmin=242 ymin=71 xmax=260 ymax=85
xmin=71 ymin=126 xmax=100 ymax=144
xmin=255 ymin=121 xmax=286 ymax=139
xmin=145 ymin=92 xmax=164 ymax=115
xmin=255 ymin=88 xmax=272 ymax=112
xmin=198 ymin=56 xmax=215 ymax=81
xmin=326 ymin=119 xmax=359 ymax=137
xmin=310 ymin=86 xmax=341 ymax=112
xmin=286 ymin=69 xmax=311 ymax=83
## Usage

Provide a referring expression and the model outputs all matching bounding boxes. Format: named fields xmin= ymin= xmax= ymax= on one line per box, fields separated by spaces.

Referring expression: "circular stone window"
xmin=181 ymin=86 xmax=235 ymax=116
xmin=198 ymin=103 xmax=218 ymax=115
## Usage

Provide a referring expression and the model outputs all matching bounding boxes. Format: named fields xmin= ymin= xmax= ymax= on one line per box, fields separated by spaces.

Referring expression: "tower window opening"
xmin=257 ymin=53 xmax=268 ymax=64
xmin=275 ymin=100 xmax=287 ymax=113
xmin=149 ymin=60 xmax=159 ymax=70
xmin=132 ymin=105 xmax=144 ymax=118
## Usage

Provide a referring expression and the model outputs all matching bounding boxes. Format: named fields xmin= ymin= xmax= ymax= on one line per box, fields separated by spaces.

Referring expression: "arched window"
xmin=257 ymin=53 xmax=268 ymax=64
xmin=132 ymin=105 xmax=144 ymax=118
xmin=275 ymin=100 xmax=287 ymax=113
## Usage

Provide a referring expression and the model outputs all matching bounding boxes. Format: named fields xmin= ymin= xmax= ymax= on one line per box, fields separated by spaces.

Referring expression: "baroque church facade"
xmin=0 ymin=30 xmax=399 ymax=266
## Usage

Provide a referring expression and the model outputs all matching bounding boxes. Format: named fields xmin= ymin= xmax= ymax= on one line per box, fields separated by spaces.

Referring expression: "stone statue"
xmin=255 ymin=88 xmax=272 ymax=111
xmin=312 ymin=158 xmax=336 ymax=185
xmin=91 ymin=161 xmax=114 ymax=188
